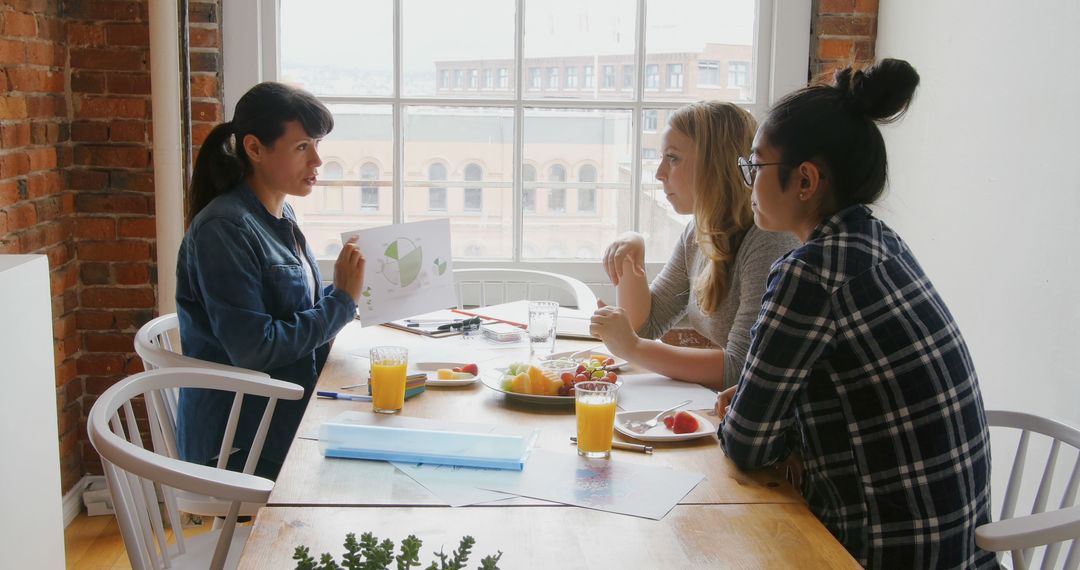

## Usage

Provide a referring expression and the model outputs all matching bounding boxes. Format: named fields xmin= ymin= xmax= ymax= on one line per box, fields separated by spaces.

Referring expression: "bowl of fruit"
xmin=481 ymin=360 xmax=620 ymax=405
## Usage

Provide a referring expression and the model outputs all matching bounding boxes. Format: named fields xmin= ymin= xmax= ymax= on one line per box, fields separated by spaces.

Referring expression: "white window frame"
xmin=223 ymin=0 xmax=811 ymax=284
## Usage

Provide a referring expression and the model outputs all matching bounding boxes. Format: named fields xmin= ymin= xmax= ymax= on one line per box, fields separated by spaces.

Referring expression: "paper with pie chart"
xmin=341 ymin=219 xmax=456 ymax=326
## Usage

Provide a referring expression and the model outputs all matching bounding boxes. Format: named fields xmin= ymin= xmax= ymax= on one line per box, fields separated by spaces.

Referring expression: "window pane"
xmin=280 ymin=0 xmax=393 ymax=97
xmin=408 ymin=0 xmax=515 ymax=98
xmin=523 ymin=0 xmax=636 ymax=101
xmin=288 ymin=104 xmax=392 ymax=258
xmin=404 ymin=106 xmax=514 ymax=259
xmin=523 ymin=108 xmax=633 ymax=260
xmin=645 ymin=0 xmax=756 ymax=102
xmin=639 ymin=108 xmax=691 ymax=262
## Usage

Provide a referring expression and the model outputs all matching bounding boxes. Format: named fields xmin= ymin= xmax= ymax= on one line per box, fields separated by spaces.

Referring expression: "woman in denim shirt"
xmin=175 ymin=82 xmax=366 ymax=478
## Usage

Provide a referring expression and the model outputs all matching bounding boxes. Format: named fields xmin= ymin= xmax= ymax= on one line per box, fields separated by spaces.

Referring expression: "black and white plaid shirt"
xmin=720 ymin=205 xmax=998 ymax=569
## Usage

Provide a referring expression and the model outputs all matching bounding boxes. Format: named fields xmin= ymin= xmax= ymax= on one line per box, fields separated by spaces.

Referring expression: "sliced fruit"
xmin=527 ymin=365 xmax=549 ymax=395
xmin=452 ymin=371 xmax=474 ymax=380
xmin=545 ymin=376 xmax=564 ymax=396
xmin=589 ymin=354 xmax=607 ymax=364
xmin=500 ymin=377 xmax=514 ymax=391
xmin=509 ymin=372 xmax=529 ymax=394
xmin=663 ymin=415 xmax=675 ymax=429
xmin=671 ymin=411 xmax=700 ymax=434
xmin=436 ymin=368 xmax=455 ymax=380
xmin=460 ymin=363 xmax=479 ymax=376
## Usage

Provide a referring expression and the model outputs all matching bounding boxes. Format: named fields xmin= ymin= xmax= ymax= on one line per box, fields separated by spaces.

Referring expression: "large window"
xmin=234 ymin=0 xmax=807 ymax=270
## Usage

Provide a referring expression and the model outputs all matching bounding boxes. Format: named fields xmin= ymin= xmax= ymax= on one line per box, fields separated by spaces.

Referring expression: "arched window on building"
xmin=360 ymin=162 xmax=379 ymax=211
xmin=577 ymin=164 xmax=597 ymax=213
xmin=548 ymin=164 xmax=566 ymax=212
xmin=428 ymin=163 xmax=447 ymax=211
xmin=322 ymin=161 xmax=343 ymax=211
xmin=463 ymin=163 xmax=483 ymax=212
xmin=522 ymin=164 xmax=536 ymax=212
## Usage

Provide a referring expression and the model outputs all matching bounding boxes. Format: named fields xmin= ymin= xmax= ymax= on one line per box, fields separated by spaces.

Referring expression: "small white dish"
xmin=614 ymin=410 xmax=715 ymax=442
xmin=412 ymin=362 xmax=480 ymax=387
xmin=546 ymin=348 xmax=628 ymax=371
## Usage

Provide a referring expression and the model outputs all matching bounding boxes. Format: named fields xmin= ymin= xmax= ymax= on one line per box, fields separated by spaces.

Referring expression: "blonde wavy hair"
xmin=668 ymin=101 xmax=757 ymax=315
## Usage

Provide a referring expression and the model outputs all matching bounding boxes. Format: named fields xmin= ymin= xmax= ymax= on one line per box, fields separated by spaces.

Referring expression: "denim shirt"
xmin=175 ymin=182 xmax=356 ymax=468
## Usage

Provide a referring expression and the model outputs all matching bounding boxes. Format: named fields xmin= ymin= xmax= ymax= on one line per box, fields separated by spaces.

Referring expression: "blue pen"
xmin=317 ymin=390 xmax=373 ymax=402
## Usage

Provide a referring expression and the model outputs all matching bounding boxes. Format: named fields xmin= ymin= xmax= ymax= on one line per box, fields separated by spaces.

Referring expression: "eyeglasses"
xmin=737 ymin=156 xmax=788 ymax=186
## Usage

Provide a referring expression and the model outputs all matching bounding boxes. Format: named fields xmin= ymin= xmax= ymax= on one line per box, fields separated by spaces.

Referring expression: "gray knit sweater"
xmin=638 ymin=222 xmax=799 ymax=389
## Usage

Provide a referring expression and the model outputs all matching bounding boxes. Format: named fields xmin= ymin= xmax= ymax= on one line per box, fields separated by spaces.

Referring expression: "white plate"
xmin=480 ymin=369 xmax=623 ymax=406
xmin=614 ymin=410 xmax=715 ymax=442
xmin=412 ymin=362 xmax=480 ymax=387
xmin=546 ymin=349 xmax=628 ymax=371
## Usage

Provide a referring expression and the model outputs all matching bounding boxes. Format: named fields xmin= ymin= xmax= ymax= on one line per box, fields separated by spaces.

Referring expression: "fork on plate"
xmin=624 ymin=399 xmax=692 ymax=434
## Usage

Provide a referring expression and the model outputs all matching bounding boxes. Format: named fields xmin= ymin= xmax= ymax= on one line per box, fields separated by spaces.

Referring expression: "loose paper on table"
xmin=341 ymin=219 xmax=456 ymax=326
xmin=616 ymin=373 xmax=719 ymax=412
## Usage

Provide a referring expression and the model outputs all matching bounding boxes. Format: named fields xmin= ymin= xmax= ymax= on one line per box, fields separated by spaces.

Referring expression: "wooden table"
xmin=238 ymin=304 xmax=858 ymax=568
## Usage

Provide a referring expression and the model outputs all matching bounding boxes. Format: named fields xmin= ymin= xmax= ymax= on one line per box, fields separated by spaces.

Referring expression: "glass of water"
xmin=527 ymin=300 xmax=559 ymax=359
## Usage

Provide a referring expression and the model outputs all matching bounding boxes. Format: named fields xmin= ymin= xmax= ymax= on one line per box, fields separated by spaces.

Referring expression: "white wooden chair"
xmin=134 ymin=313 xmax=271 ymax=520
xmin=87 ymin=368 xmax=303 ymax=569
xmin=977 ymin=410 xmax=1080 ymax=569
xmin=453 ymin=268 xmax=598 ymax=309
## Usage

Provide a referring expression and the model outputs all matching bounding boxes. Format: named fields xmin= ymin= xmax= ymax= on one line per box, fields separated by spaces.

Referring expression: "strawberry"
xmin=452 ymin=367 xmax=462 ymax=372
xmin=663 ymin=415 xmax=675 ymax=429
xmin=671 ymin=411 xmax=700 ymax=434
xmin=460 ymin=363 xmax=479 ymax=376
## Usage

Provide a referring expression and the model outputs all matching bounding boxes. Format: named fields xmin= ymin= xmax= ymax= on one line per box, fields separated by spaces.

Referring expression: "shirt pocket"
xmin=265 ymin=264 xmax=310 ymax=316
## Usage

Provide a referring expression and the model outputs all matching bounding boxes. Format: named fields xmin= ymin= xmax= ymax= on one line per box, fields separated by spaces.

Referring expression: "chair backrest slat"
xmin=216 ymin=393 xmax=245 ymax=469
xmin=1044 ymin=460 xmax=1080 ymax=569
xmin=243 ymin=397 xmax=279 ymax=474
xmin=1035 ymin=441 xmax=1063 ymax=516
xmin=1002 ymin=429 xmax=1031 ymax=522
xmin=1064 ymin=539 xmax=1078 ymax=570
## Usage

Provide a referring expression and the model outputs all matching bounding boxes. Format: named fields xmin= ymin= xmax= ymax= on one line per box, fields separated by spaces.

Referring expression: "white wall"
xmin=0 ymin=255 xmax=65 ymax=567
xmin=875 ymin=0 xmax=1080 ymax=523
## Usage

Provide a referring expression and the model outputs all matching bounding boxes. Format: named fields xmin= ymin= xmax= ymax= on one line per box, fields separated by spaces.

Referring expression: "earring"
xmin=799 ymin=192 xmax=807 ymax=200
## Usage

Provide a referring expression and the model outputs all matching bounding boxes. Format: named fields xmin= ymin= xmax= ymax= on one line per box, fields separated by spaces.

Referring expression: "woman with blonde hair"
xmin=590 ymin=101 xmax=798 ymax=389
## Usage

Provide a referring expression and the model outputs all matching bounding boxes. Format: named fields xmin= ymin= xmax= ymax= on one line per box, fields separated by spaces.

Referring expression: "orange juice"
xmin=370 ymin=361 xmax=407 ymax=413
xmin=576 ymin=397 xmax=617 ymax=456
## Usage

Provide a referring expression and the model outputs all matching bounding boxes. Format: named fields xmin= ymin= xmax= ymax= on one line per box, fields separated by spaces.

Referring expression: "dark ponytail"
xmin=185 ymin=82 xmax=334 ymax=227
xmin=761 ymin=58 xmax=920 ymax=211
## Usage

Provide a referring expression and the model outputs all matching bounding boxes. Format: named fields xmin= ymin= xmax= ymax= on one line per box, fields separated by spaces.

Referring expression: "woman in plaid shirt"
xmin=717 ymin=59 xmax=998 ymax=568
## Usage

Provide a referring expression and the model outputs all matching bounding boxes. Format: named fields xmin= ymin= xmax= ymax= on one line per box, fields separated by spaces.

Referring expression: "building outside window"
xmin=583 ymin=65 xmax=594 ymax=89
xmin=641 ymin=148 xmax=659 ymax=160
xmin=728 ymin=61 xmax=750 ymax=87
xmin=622 ymin=64 xmax=633 ymax=89
xmin=565 ymin=66 xmax=577 ymax=89
xmin=463 ymin=163 xmax=483 ymax=212
xmin=468 ymin=69 xmax=478 ymax=89
xmin=577 ymin=164 xmax=596 ymax=213
xmin=428 ymin=163 xmax=447 ymax=211
xmin=698 ymin=60 xmax=721 ymax=86
xmin=497 ymin=67 xmax=508 ymax=89
xmin=360 ymin=162 xmax=379 ymax=211
xmin=439 ymin=70 xmax=450 ymax=89
xmin=548 ymin=164 xmax=566 ymax=212
xmin=529 ymin=67 xmax=541 ymax=89
xmin=643 ymin=110 xmax=658 ymax=132
xmin=522 ymin=163 xmax=536 ymax=211
xmin=322 ymin=161 xmax=344 ymax=211
xmin=602 ymin=65 xmax=615 ymax=89
xmin=645 ymin=64 xmax=659 ymax=89
xmin=667 ymin=63 xmax=683 ymax=90
xmin=547 ymin=67 xmax=559 ymax=89
xmin=483 ymin=68 xmax=493 ymax=89
xmin=453 ymin=69 xmax=463 ymax=89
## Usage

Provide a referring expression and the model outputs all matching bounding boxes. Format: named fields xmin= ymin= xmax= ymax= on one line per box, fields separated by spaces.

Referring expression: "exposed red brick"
xmin=78 ymin=310 xmax=116 ymax=330
xmin=817 ymin=15 xmax=875 ymax=37
xmin=68 ymin=169 xmax=110 ymax=190
xmin=0 ymin=95 xmax=29 ymax=120
xmin=82 ymin=286 xmax=156 ymax=309
xmin=190 ymin=74 xmax=218 ymax=98
xmin=191 ymin=100 xmax=222 ymax=122
xmin=109 ymin=120 xmax=147 ymax=142
xmin=65 ymin=1 xmax=144 ymax=22
xmin=6 ymin=202 xmax=37 ymax=231
xmin=0 ymin=38 xmax=27 ymax=64
xmin=68 ymin=22 xmax=107 ymax=46
xmin=75 ymin=192 xmax=150 ymax=215
xmin=117 ymin=217 xmax=155 ymax=238
xmin=188 ymin=26 xmax=219 ymax=48
xmin=114 ymin=262 xmax=150 ymax=284
xmin=26 ymin=42 xmax=64 ymax=66
xmin=76 ymin=240 xmax=150 ymax=261
xmin=3 ymin=11 xmax=38 ymax=37
xmin=855 ymin=0 xmax=879 ymax=13
xmin=106 ymin=73 xmax=150 ymax=95
xmin=84 ymin=332 xmax=135 ymax=353
xmin=105 ymin=23 xmax=149 ymax=46
xmin=76 ymin=96 xmax=148 ymax=119
xmin=72 ymin=145 xmax=150 ymax=168
xmin=77 ymin=354 xmax=126 ymax=376
xmin=70 ymin=47 xmax=146 ymax=71
xmin=71 ymin=70 xmax=106 ymax=93
xmin=7 ymin=68 xmax=65 ymax=92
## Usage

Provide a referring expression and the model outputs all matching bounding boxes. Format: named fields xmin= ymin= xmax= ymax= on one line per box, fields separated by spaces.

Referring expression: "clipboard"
xmin=381 ymin=320 xmax=462 ymax=338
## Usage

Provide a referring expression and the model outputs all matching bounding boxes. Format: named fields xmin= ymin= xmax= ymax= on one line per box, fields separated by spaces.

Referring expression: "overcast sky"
xmin=282 ymin=0 xmax=756 ymax=71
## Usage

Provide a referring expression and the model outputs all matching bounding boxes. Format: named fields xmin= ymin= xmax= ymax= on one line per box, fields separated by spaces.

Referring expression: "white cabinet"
xmin=0 ymin=255 xmax=64 ymax=567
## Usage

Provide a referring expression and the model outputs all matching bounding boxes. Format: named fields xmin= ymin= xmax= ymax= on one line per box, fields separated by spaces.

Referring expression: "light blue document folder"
xmin=319 ymin=411 xmax=539 ymax=470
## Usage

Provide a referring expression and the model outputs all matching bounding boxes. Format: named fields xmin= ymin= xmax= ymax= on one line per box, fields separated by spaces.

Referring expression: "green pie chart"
xmin=381 ymin=237 xmax=423 ymax=287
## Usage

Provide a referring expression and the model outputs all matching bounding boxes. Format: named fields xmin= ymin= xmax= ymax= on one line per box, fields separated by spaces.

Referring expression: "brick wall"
xmin=0 ymin=0 xmax=223 ymax=493
xmin=812 ymin=0 xmax=879 ymax=82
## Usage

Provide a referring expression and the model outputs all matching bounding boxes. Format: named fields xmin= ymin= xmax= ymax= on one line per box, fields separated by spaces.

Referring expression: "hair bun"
xmin=834 ymin=58 xmax=920 ymax=123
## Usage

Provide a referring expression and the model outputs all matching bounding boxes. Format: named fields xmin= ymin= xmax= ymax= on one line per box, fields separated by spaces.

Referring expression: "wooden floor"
xmin=64 ymin=512 xmax=211 ymax=569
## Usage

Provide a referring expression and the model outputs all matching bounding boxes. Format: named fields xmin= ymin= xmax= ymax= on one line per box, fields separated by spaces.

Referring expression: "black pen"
xmin=406 ymin=318 xmax=463 ymax=328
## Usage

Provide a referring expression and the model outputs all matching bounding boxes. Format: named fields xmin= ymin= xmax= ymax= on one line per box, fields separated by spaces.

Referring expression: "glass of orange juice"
xmin=369 ymin=346 xmax=408 ymax=414
xmin=575 ymin=381 xmax=619 ymax=458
